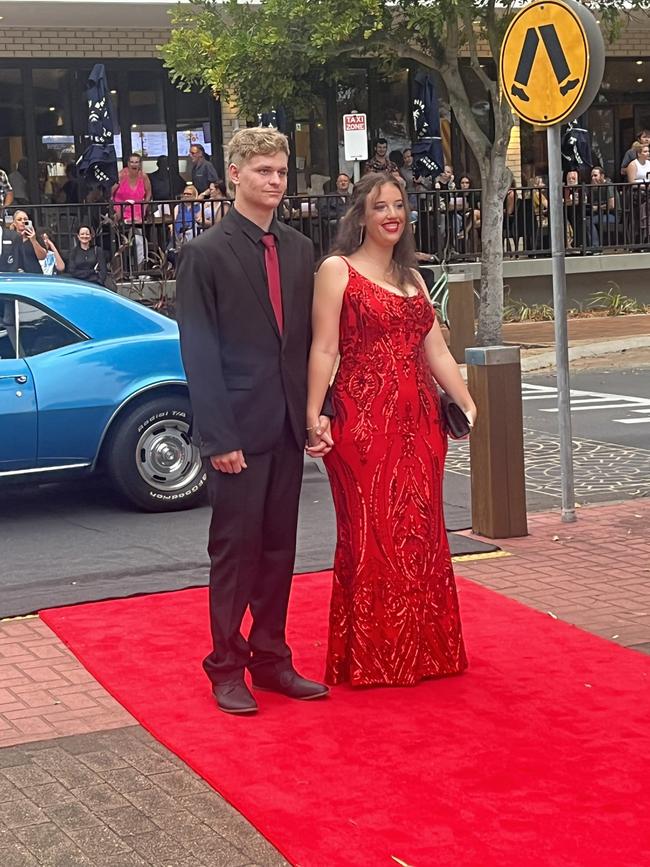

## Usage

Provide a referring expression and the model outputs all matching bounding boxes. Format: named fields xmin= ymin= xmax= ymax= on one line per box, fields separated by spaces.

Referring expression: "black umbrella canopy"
xmin=561 ymin=118 xmax=593 ymax=174
xmin=411 ymin=73 xmax=445 ymax=178
xmin=76 ymin=63 xmax=119 ymax=187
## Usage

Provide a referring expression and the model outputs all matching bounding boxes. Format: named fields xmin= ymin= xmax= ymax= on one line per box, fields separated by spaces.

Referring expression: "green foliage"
xmin=161 ymin=0 xmax=391 ymax=118
xmin=587 ymin=285 xmax=644 ymax=316
xmin=160 ymin=0 xmax=650 ymax=344
xmin=161 ymin=0 xmax=650 ymax=122
xmin=503 ymin=296 xmax=555 ymax=322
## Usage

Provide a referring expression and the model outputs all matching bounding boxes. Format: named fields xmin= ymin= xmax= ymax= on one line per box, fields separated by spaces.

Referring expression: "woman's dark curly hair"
xmin=327 ymin=171 xmax=417 ymax=293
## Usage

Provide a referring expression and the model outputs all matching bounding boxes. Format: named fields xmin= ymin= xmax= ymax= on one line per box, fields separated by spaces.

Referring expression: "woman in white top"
xmin=626 ymin=142 xmax=650 ymax=242
xmin=625 ymin=142 xmax=650 ymax=184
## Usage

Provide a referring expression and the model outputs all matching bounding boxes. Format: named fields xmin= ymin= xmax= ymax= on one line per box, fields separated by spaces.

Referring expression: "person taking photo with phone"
xmin=11 ymin=210 xmax=47 ymax=273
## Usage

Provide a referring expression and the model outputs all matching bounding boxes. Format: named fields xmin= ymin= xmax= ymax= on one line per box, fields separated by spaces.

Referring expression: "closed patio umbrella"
xmin=76 ymin=63 xmax=118 ymax=188
xmin=411 ymin=73 xmax=445 ymax=179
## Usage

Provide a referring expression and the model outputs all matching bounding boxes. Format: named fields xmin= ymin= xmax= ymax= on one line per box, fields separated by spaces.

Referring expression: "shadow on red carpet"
xmin=40 ymin=572 xmax=650 ymax=867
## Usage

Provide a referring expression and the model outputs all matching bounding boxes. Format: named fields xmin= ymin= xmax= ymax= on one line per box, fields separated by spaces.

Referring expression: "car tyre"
xmin=105 ymin=395 xmax=206 ymax=512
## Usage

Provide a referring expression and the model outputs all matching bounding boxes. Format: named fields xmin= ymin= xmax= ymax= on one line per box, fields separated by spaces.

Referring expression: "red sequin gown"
xmin=323 ymin=260 xmax=468 ymax=687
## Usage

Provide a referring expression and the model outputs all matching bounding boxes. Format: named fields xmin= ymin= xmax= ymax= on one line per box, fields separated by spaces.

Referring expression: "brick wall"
xmin=0 ymin=27 xmax=171 ymax=58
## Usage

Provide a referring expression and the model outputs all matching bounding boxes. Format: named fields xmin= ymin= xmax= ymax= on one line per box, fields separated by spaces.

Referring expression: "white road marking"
xmin=523 ymin=382 xmax=650 ymax=424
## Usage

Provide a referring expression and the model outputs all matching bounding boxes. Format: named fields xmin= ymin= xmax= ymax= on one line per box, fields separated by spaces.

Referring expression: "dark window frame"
xmin=0 ymin=295 xmax=88 ymax=358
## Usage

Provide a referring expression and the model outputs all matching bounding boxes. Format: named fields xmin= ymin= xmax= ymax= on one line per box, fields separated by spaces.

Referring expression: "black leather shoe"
xmin=251 ymin=668 xmax=330 ymax=701
xmin=212 ymin=680 xmax=258 ymax=715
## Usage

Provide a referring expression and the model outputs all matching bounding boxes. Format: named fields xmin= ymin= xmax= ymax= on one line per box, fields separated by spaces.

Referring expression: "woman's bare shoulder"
xmin=315 ymin=255 xmax=349 ymax=295
xmin=316 ymin=255 xmax=349 ymax=280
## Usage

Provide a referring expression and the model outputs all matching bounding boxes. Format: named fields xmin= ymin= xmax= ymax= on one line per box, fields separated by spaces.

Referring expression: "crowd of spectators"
xmin=3 ymin=127 xmax=650 ymax=279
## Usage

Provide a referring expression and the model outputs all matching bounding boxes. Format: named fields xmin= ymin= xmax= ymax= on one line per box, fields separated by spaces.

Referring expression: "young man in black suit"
xmin=176 ymin=128 xmax=332 ymax=715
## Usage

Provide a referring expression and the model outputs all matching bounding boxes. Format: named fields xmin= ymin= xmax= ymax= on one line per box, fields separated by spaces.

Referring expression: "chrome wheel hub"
xmin=135 ymin=419 xmax=202 ymax=491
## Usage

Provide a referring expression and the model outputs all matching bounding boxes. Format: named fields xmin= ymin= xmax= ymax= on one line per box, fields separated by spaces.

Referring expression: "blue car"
xmin=0 ymin=274 xmax=206 ymax=511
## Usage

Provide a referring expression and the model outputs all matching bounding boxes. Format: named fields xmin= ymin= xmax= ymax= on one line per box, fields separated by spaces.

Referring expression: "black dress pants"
xmin=203 ymin=423 xmax=303 ymax=685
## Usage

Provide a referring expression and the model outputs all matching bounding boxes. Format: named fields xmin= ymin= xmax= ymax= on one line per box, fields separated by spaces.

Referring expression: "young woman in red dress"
xmin=306 ymin=172 xmax=477 ymax=688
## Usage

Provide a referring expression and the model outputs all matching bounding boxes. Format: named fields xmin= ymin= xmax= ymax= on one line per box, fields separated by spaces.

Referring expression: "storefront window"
xmin=294 ymin=95 xmax=330 ymax=193
xmin=126 ymin=71 xmax=166 ymax=175
xmin=175 ymin=89 xmax=214 ymax=182
xmin=587 ymin=107 xmax=616 ymax=180
xmin=32 ymin=68 xmax=79 ymax=203
xmin=0 ymin=69 xmax=27 ymax=205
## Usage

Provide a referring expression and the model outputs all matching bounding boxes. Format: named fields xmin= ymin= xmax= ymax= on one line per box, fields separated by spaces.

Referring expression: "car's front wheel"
xmin=105 ymin=395 xmax=206 ymax=512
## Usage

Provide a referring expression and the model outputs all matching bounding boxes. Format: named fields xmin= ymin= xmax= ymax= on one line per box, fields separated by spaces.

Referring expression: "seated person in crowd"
xmin=563 ymin=169 xmax=584 ymax=247
xmin=171 ymin=185 xmax=203 ymax=247
xmin=625 ymin=141 xmax=650 ymax=242
xmin=588 ymin=166 xmax=617 ymax=246
xmin=457 ymin=174 xmax=481 ymax=251
xmin=625 ymin=141 xmax=650 ymax=185
xmin=40 ymin=232 xmax=66 ymax=275
xmin=199 ymin=181 xmax=232 ymax=225
xmin=434 ymin=164 xmax=455 ymax=190
xmin=621 ymin=129 xmax=650 ymax=177
xmin=67 ymin=225 xmax=108 ymax=286
xmin=317 ymin=173 xmax=352 ymax=223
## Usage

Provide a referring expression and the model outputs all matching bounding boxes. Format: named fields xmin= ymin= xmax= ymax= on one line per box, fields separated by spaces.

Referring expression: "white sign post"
xmin=343 ymin=113 xmax=368 ymax=183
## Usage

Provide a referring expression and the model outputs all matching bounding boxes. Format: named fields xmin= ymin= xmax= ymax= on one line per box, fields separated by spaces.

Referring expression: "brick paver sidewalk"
xmin=1 ymin=497 xmax=648 ymax=864
xmin=459 ymin=497 xmax=650 ymax=651
xmin=501 ymin=312 xmax=650 ymax=347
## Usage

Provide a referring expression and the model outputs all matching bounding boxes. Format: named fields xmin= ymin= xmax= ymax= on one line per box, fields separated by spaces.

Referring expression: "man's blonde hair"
xmin=227 ymin=127 xmax=290 ymax=168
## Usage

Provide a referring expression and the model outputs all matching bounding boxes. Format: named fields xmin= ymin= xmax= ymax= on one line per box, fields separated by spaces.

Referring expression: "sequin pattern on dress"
xmin=323 ymin=261 xmax=468 ymax=686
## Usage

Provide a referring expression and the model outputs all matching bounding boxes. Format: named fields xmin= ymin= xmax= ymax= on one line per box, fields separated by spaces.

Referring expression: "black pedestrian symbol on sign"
xmin=511 ymin=25 xmax=580 ymax=103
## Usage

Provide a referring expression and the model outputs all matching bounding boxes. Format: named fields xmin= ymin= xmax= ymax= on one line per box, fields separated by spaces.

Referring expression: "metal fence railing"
xmin=2 ymin=182 xmax=648 ymax=284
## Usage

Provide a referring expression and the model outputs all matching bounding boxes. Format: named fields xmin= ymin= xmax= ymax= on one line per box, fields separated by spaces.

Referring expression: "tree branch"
xmin=462 ymin=7 xmax=498 ymax=100
xmin=441 ymin=55 xmax=492 ymax=177
xmin=485 ymin=0 xmax=503 ymax=72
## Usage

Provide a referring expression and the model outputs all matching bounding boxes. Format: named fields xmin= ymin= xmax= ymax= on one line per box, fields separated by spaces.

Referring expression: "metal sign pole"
xmin=546 ymin=123 xmax=576 ymax=523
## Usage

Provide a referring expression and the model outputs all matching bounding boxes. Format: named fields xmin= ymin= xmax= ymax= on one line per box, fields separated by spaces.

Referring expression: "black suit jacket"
xmin=175 ymin=209 xmax=316 ymax=458
xmin=0 ymin=228 xmax=19 ymax=272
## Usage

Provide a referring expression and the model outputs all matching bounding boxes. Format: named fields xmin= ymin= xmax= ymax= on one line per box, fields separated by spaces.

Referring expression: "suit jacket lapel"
xmin=223 ymin=222 xmax=281 ymax=339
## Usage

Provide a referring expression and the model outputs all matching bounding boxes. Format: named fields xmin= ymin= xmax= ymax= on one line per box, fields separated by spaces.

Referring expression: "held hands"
xmin=210 ymin=450 xmax=248 ymax=474
xmin=305 ymin=416 xmax=334 ymax=458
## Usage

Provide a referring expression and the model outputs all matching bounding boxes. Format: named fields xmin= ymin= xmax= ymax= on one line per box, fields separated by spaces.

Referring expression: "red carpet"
xmin=41 ymin=573 xmax=650 ymax=867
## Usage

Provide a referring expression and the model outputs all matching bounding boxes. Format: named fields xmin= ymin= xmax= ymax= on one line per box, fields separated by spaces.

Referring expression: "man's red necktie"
xmin=261 ymin=233 xmax=283 ymax=334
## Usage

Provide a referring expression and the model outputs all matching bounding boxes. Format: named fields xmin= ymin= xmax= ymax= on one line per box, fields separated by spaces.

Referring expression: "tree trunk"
xmin=477 ymin=145 xmax=511 ymax=345
xmin=440 ymin=54 xmax=513 ymax=345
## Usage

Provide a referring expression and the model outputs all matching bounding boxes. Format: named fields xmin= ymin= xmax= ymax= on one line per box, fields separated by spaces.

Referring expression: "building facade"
xmin=2 ymin=1 xmax=650 ymax=202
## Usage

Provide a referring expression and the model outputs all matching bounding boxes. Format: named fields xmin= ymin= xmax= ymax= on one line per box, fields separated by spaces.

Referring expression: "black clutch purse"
xmin=439 ymin=390 xmax=471 ymax=439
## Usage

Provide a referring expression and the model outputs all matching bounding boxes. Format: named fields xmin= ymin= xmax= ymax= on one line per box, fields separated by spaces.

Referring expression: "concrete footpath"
xmin=0 ymin=314 xmax=648 ymax=865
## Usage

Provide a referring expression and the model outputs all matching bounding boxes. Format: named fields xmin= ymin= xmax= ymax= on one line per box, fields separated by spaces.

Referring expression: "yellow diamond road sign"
xmin=501 ymin=0 xmax=592 ymax=126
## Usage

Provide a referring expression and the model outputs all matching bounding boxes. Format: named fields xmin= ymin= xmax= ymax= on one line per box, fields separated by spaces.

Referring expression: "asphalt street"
xmin=0 ymin=462 xmax=476 ymax=616
xmin=2 ymin=365 xmax=647 ymax=617
xmin=523 ymin=368 xmax=650 ymax=450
